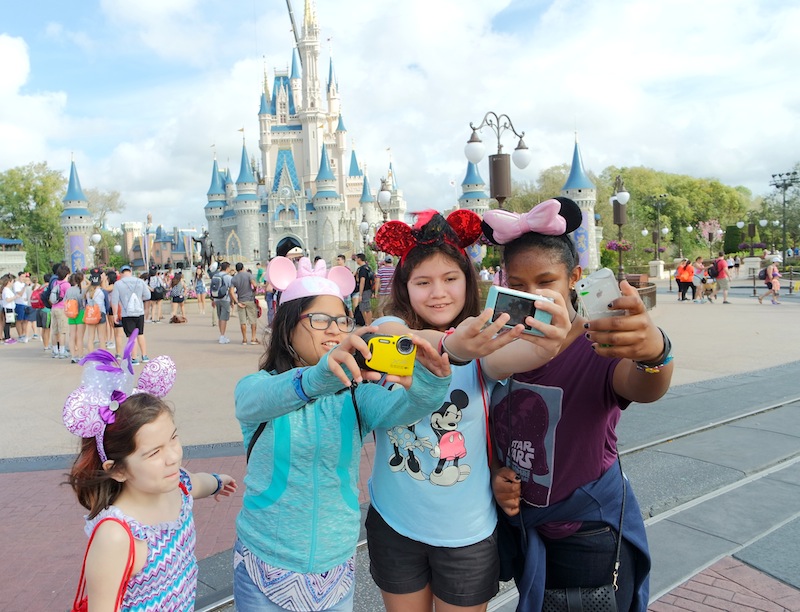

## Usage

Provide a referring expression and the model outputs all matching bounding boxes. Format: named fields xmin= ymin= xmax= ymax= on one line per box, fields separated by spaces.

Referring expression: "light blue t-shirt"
xmin=369 ymin=361 xmax=502 ymax=547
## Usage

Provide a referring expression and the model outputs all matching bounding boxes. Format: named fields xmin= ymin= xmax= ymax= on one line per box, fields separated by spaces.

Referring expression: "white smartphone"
xmin=575 ymin=268 xmax=625 ymax=320
xmin=486 ymin=285 xmax=554 ymax=336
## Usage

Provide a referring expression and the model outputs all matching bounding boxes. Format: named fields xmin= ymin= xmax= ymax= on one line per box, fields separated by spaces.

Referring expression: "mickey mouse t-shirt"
xmin=368 ymin=362 xmax=502 ymax=547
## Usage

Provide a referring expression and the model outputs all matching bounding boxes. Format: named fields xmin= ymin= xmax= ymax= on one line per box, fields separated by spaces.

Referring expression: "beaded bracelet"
xmin=439 ymin=328 xmax=472 ymax=366
xmin=211 ymin=473 xmax=223 ymax=495
xmin=633 ymin=328 xmax=673 ymax=374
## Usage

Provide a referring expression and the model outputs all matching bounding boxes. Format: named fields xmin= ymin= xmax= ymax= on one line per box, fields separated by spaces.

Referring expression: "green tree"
xmin=0 ymin=162 xmax=67 ymax=272
xmin=85 ymin=188 xmax=125 ymax=229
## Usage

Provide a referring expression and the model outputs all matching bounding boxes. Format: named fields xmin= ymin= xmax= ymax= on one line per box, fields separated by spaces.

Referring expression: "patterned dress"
xmin=84 ymin=470 xmax=197 ymax=611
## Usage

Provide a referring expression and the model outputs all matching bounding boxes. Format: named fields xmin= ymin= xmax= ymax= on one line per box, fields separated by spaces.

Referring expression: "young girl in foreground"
xmin=233 ymin=256 xmax=453 ymax=611
xmin=65 ymin=334 xmax=236 ymax=611
xmin=367 ymin=210 xmax=570 ymax=612
xmin=484 ymin=198 xmax=672 ymax=611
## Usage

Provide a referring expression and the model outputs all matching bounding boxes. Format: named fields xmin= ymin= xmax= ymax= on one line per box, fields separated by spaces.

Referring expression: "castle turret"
xmin=258 ymin=70 xmax=273 ymax=186
xmin=458 ymin=162 xmax=490 ymax=216
xmin=60 ymin=159 xmax=93 ymax=271
xmin=327 ymin=57 xmax=340 ymax=119
xmin=204 ymin=158 xmax=226 ymax=254
xmin=290 ymin=48 xmax=302 ymax=111
xmin=561 ymin=133 xmax=599 ymax=271
xmin=235 ymin=142 xmax=260 ymax=260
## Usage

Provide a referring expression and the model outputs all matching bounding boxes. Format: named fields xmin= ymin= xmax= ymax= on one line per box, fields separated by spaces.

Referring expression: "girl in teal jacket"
xmin=233 ymin=256 xmax=452 ymax=611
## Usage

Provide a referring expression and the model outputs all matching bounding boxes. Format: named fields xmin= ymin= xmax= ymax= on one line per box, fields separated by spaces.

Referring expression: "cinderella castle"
xmin=202 ymin=1 xmax=414 ymax=264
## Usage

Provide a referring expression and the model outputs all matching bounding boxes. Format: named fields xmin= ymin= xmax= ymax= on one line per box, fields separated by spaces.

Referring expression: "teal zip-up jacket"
xmin=235 ymin=353 xmax=451 ymax=574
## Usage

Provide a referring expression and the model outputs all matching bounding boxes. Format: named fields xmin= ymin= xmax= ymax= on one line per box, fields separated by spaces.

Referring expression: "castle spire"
xmin=562 ymin=132 xmax=595 ymax=190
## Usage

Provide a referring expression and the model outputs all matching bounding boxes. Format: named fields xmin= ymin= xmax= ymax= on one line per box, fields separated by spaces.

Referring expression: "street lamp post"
xmin=376 ymin=178 xmax=391 ymax=224
xmin=610 ymin=175 xmax=630 ymax=281
xmin=464 ymin=112 xmax=532 ymax=208
xmin=645 ymin=194 xmax=668 ymax=261
xmin=770 ymin=171 xmax=799 ymax=262
xmin=359 ymin=215 xmax=369 ymax=250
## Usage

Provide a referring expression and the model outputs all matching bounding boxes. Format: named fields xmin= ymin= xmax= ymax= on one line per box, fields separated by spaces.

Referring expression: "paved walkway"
xmin=1 ymin=282 xmax=799 ymax=610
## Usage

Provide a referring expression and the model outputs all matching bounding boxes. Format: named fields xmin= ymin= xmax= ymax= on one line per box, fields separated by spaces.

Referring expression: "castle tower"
xmin=258 ymin=72 xmax=273 ymax=186
xmin=60 ymin=159 xmax=93 ymax=271
xmin=458 ymin=162 xmax=490 ymax=216
xmin=204 ymin=158 xmax=226 ymax=255
xmin=327 ymin=57 xmax=340 ymax=123
xmin=234 ymin=141 xmax=260 ymax=260
xmin=561 ymin=134 xmax=599 ymax=272
xmin=313 ymin=144 xmax=342 ymax=260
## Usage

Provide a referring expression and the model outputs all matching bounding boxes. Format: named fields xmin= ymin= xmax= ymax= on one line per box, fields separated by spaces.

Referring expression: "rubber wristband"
xmin=440 ymin=328 xmax=471 ymax=366
xmin=292 ymin=367 xmax=311 ymax=402
xmin=211 ymin=473 xmax=223 ymax=495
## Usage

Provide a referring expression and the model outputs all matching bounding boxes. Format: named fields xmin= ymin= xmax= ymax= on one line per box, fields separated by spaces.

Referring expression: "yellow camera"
xmin=355 ymin=334 xmax=417 ymax=376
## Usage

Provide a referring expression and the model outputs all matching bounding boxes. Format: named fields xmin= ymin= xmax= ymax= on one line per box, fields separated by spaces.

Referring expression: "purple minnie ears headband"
xmin=481 ymin=197 xmax=582 ymax=245
xmin=62 ymin=330 xmax=177 ymax=463
xmin=268 ymin=256 xmax=355 ymax=305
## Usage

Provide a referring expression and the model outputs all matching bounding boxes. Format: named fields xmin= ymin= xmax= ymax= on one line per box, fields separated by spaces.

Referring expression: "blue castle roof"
xmin=259 ymin=92 xmax=269 ymax=115
xmin=327 ymin=58 xmax=337 ymax=93
xmin=336 ymin=115 xmax=346 ymax=132
xmin=349 ymin=150 xmax=362 ymax=177
xmin=237 ymin=144 xmax=256 ymax=184
xmin=207 ymin=159 xmax=225 ymax=196
xmin=562 ymin=138 xmax=595 ymax=190
xmin=360 ymin=174 xmax=375 ymax=204
xmin=270 ymin=75 xmax=297 ymax=116
xmin=63 ymin=160 xmax=88 ymax=203
xmin=316 ymin=144 xmax=335 ymax=182
xmin=273 ymin=152 xmax=301 ymax=192
xmin=461 ymin=162 xmax=485 ymax=187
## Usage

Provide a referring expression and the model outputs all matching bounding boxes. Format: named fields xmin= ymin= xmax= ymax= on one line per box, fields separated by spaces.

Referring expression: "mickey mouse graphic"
xmin=429 ymin=389 xmax=470 ymax=486
xmin=386 ymin=382 xmax=433 ymax=481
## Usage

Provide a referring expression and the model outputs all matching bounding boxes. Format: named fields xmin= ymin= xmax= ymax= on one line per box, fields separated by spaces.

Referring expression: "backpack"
xmin=30 ymin=286 xmax=46 ymax=309
xmin=83 ymin=303 xmax=101 ymax=325
xmin=49 ymin=280 xmax=63 ymax=307
xmin=65 ymin=298 xmax=79 ymax=319
xmin=210 ymin=274 xmax=227 ymax=299
xmin=707 ymin=261 xmax=720 ymax=278
xmin=361 ymin=265 xmax=375 ymax=293
xmin=758 ymin=268 xmax=767 ymax=280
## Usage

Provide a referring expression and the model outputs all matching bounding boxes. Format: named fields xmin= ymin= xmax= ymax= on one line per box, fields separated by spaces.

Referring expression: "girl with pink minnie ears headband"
xmin=64 ymin=331 xmax=237 ymax=612
xmin=232 ymin=256 xmax=453 ymax=611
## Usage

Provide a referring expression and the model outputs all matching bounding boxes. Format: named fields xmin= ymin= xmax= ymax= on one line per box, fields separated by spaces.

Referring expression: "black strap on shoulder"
xmin=246 ymin=422 xmax=267 ymax=463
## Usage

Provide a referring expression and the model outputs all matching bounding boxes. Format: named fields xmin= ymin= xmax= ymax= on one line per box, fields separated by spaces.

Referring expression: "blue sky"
xmin=2 ymin=0 xmax=800 ymax=231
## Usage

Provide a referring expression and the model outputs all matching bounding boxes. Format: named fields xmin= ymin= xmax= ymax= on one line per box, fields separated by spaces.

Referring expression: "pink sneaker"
xmin=5 ymin=338 xmax=17 ymax=345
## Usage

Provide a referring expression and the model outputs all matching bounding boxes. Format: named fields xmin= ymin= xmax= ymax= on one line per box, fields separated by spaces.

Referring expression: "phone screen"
xmin=492 ymin=292 xmax=536 ymax=327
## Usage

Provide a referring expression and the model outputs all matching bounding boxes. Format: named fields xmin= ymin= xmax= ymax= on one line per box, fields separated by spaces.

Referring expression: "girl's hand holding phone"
xmin=514 ymin=288 xmax=570 ymax=358
xmin=583 ymin=280 xmax=664 ymax=361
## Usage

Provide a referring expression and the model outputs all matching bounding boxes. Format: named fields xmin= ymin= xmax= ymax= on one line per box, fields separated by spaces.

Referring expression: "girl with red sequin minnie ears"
xmin=365 ymin=209 xmax=570 ymax=612
xmin=484 ymin=197 xmax=671 ymax=611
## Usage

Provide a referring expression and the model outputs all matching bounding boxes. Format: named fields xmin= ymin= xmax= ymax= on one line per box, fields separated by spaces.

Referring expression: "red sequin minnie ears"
xmin=375 ymin=209 xmax=483 ymax=260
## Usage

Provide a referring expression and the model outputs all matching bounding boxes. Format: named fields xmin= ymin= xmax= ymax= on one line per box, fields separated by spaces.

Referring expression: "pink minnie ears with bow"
xmin=62 ymin=330 xmax=177 ymax=463
xmin=482 ymin=197 xmax=582 ymax=245
xmin=268 ymin=256 xmax=355 ymax=305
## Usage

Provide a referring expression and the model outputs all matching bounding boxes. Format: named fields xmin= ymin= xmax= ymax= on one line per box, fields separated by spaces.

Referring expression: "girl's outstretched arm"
xmin=584 ymin=281 xmax=673 ymax=403
xmin=187 ymin=471 xmax=238 ymax=501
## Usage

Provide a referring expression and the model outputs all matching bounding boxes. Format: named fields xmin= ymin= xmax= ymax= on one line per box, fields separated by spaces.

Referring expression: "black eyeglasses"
xmin=304 ymin=313 xmax=356 ymax=332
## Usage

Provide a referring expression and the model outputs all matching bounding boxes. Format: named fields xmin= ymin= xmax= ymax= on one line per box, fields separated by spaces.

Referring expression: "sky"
xmin=2 ymin=0 xmax=800 ymax=233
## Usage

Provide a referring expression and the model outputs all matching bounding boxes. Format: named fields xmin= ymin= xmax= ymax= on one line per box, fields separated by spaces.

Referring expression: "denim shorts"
xmin=366 ymin=505 xmax=499 ymax=607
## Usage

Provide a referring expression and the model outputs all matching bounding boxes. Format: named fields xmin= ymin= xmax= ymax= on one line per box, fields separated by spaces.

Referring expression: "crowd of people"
xmin=51 ymin=195 xmax=685 ymax=612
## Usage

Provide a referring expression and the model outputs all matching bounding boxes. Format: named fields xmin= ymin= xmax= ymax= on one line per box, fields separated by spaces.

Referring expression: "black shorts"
xmin=121 ymin=315 xmax=144 ymax=337
xmin=172 ymin=296 xmax=185 ymax=303
xmin=366 ymin=505 xmax=499 ymax=607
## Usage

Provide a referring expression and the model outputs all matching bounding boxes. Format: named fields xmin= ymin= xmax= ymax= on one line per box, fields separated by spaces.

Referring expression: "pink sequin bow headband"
xmin=268 ymin=256 xmax=355 ymax=305
xmin=62 ymin=330 xmax=177 ymax=463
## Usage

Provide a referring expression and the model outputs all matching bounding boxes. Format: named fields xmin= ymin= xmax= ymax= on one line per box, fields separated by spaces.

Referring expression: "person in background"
xmin=50 ymin=264 xmax=72 ymax=358
xmin=231 ymin=262 xmax=258 ymax=345
xmin=758 ymin=257 xmax=783 ymax=305
xmin=194 ymin=265 xmax=208 ymax=315
xmin=65 ymin=272 xmax=87 ymax=364
xmin=169 ymin=272 xmax=187 ymax=321
xmin=711 ymin=252 xmax=731 ymax=304
xmin=146 ymin=267 xmax=165 ymax=323
xmin=84 ymin=269 xmax=108 ymax=352
xmin=111 ymin=265 xmax=151 ymax=364
xmin=374 ymin=256 xmax=396 ymax=318
xmin=211 ymin=262 xmax=235 ymax=344
xmin=335 ymin=254 xmax=353 ymax=316
xmin=11 ymin=271 xmax=31 ymax=342
xmin=354 ymin=253 xmax=374 ymax=325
